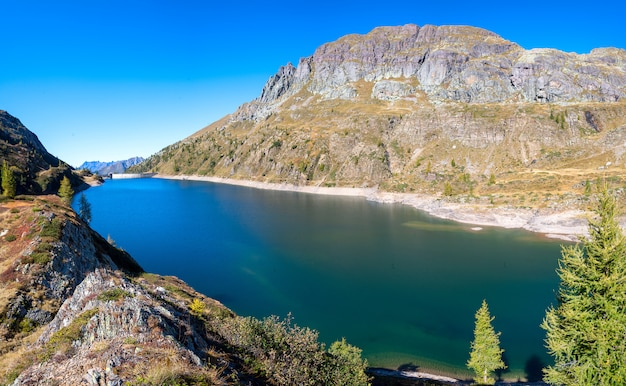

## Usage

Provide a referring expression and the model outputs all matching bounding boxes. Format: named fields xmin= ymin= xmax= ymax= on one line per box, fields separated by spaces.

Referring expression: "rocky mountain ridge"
xmin=78 ymin=157 xmax=145 ymax=175
xmin=130 ymin=24 xmax=626 ymax=211
xmin=233 ymin=24 xmax=626 ymax=122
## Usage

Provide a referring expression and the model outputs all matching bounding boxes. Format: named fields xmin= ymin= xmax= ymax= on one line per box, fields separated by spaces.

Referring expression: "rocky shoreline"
xmin=156 ymin=174 xmax=589 ymax=241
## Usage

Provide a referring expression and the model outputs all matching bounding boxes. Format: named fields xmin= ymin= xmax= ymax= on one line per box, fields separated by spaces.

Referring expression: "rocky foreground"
xmin=0 ymin=194 xmax=376 ymax=385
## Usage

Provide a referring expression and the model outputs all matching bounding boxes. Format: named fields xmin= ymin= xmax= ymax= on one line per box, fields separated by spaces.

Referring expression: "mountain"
xmin=78 ymin=156 xmax=144 ymax=175
xmin=0 ymin=110 xmax=91 ymax=195
xmin=130 ymin=24 xmax=626 ymax=210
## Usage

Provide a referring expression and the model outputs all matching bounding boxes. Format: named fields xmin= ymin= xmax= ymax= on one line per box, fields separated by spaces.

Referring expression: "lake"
xmin=76 ymin=177 xmax=564 ymax=379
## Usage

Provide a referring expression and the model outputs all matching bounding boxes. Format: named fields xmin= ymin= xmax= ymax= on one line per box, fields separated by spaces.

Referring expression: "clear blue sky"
xmin=1 ymin=0 xmax=624 ymax=167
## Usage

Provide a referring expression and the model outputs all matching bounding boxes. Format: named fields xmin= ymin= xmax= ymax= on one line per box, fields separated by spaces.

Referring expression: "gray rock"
xmin=371 ymin=80 xmax=415 ymax=100
xmin=235 ymin=24 xmax=626 ymax=120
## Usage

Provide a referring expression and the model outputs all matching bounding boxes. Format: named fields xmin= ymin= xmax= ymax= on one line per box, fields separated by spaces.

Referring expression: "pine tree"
xmin=1 ymin=161 xmax=17 ymax=198
xmin=78 ymin=193 xmax=92 ymax=223
xmin=58 ymin=176 xmax=74 ymax=205
xmin=542 ymin=188 xmax=626 ymax=385
xmin=467 ymin=300 xmax=506 ymax=385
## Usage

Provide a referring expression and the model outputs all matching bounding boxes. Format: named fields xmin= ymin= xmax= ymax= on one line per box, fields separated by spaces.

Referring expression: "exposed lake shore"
xmin=155 ymin=174 xmax=589 ymax=242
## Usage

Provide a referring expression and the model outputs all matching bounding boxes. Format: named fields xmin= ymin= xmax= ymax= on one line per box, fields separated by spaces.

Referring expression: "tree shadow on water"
xmin=495 ymin=351 xmax=510 ymax=381
xmin=397 ymin=363 xmax=420 ymax=372
xmin=524 ymin=354 xmax=546 ymax=382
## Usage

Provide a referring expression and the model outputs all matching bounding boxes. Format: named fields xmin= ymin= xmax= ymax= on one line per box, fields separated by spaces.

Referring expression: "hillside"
xmin=130 ymin=24 xmax=626 ymax=210
xmin=0 ymin=110 xmax=98 ymax=195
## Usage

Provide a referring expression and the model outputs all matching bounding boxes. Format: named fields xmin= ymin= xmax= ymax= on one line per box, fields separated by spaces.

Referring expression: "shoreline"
xmin=155 ymin=174 xmax=588 ymax=241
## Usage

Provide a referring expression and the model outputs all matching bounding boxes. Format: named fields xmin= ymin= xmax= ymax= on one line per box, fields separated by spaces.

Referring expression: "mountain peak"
xmin=236 ymin=24 xmax=625 ymax=120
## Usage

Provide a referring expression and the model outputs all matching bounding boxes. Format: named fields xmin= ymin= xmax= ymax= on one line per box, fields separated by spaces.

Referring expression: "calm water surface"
xmin=77 ymin=178 xmax=563 ymax=378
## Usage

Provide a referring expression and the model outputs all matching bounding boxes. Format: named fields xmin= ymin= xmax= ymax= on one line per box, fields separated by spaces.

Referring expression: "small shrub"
xmin=123 ymin=337 xmax=139 ymax=345
xmin=25 ymin=252 xmax=51 ymax=265
xmin=40 ymin=218 xmax=62 ymax=240
xmin=97 ymin=288 xmax=133 ymax=302
xmin=40 ymin=308 xmax=99 ymax=362
xmin=19 ymin=317 xmax=35 ymax=334
xmin=10 ymin=208 xmax=19 ymax=214
xmin=189 ymin=298 xmax=206 ymax=316
xmin=5 ymin=234 xmax=17 ymax=242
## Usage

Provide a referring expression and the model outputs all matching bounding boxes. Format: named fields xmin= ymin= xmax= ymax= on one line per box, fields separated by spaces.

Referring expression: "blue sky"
xmin=1 ymin=0 xmax=624 ymax=167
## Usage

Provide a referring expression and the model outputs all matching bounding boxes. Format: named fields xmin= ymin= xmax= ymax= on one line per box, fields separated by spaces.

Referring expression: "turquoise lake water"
xmin=76 ymin=178 xmax=565 ymax=379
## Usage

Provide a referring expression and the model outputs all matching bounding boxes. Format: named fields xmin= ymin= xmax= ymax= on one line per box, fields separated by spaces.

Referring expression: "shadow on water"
xmin=397 ymin=363 xmax=420 ymax=372
xmin=495 ymin=351 xmax=511 ymax=381
xmin=524 ymin=354 xmax=546 ymax=382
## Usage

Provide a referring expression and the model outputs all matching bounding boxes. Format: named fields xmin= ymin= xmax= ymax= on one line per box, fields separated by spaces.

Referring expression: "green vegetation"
xmin=2 ymin=160 xmax=17 ymax=198
xmin=218 ymin=313 xmax=370 ymax=385
xmin=58 ymin=176 xmax=74 ymax=205
xmin=443 ymin=182 xmax=453 ymax=196
xmin=4 ymin=234 xmax=17 ymax=242
xmin=40 ymin=218 xmax=63 ymax=240
xmin=189 ymin=298 xmax=206 ymax=316
xmin=542 ymin=188 xmax=626 ymax=385
xmin=584 ymin=179 xmax=592 ymax=196
xmin=40 ymin=308 xmax=99 ymax=362
xmin=97 ymin=288 xmax=134 ymax=302
xmin=467 ymin=300 xmax=506 ymax=385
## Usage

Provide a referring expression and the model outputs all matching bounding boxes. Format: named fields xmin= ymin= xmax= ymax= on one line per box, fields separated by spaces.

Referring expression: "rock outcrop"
xmin=231 ymin=24 xmax=626 ymax=122
xmin=13 ymin=269 xmax=235 ymax=385
xmin=0 ymin=196 xmax=254 ymax=385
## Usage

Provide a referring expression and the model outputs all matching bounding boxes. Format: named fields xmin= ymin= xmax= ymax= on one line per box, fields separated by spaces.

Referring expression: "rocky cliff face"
xmin=131 ymin=24 xmax=626 ymax=209
xmin=232 ymin=24 xmax=626 ymax=122
xmin=0 ymin=195 xmax=258 ymax=385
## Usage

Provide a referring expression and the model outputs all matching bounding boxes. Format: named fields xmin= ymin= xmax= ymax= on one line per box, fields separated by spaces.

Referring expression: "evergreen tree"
xmin=78 ymin=193 xmax=92 ymax=223
xmin=58 ymin=176 xmax=74 ymax=205
xmin=467 ymin=300 xmax=506 ymax=385
xmin=1 ymin=161 xmax=17 ymax=198
xmin=542 ymin=188 xmax=626 ymax=385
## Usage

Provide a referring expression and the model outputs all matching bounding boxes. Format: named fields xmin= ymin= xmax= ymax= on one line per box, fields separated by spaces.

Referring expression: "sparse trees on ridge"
xmin=542 ymin=187 xmax=626 ymax=385
xmin=58 ymin=176 xmax=74 ymax=205
xmin=467 ymin=299 xmax=506 ymax=385
xmin=1 ymin=160 xmax=17 ymax=198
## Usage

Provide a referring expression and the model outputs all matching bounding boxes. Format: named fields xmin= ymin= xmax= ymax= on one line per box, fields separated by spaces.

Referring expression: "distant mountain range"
xmin=78 ymin=156 xmax=144 ymax=175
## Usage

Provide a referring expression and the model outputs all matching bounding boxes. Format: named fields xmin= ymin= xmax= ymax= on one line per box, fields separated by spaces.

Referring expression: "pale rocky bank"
xmin=157 ymin=174 xmax=592 ymax=241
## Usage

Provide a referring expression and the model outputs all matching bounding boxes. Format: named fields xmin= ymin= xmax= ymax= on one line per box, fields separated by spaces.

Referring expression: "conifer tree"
xmin=467 ymin=300 xmax=506 ymax=385
xmin=1 ymin=161 xmax=17 ymax=198
xmin=78 ymin=193 xmax=92 ymax=223
xmin=542 ymin=188 xmax=626 ymax=385
xmin=58 ymin=176 xmax=74 ymax=205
